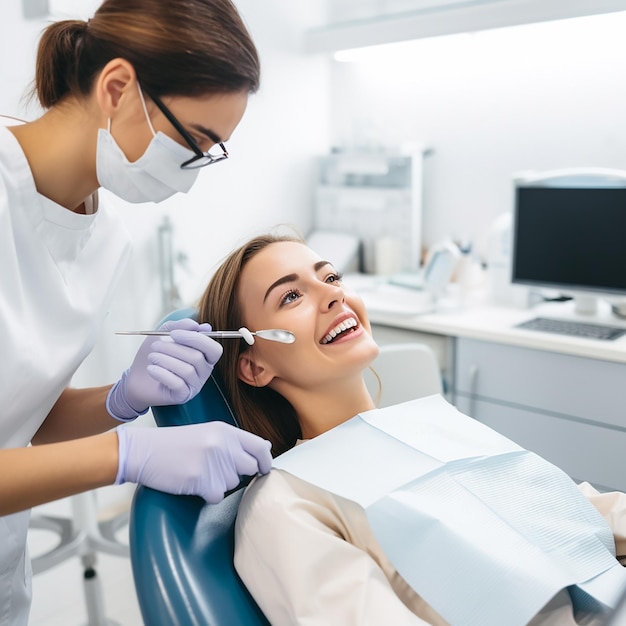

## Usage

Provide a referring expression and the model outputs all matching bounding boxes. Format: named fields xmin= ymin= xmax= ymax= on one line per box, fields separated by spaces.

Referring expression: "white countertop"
xmin=366 ymin=298 xmax=626 ymax=364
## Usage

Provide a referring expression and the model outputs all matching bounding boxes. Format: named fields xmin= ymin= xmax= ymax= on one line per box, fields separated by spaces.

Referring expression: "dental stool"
xmin=129 ymin=309 xmax=269 ymax=626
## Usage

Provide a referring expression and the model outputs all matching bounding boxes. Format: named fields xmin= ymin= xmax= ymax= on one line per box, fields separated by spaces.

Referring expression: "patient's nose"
xmin=323 ymin=286 xmax=345 ymax=310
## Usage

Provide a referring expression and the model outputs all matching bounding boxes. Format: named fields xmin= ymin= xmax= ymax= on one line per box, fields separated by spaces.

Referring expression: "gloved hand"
xmin=107 ymin=318 xmax=223 ymax=421
xmin=115 ymin=422 xmax=273 ymax=503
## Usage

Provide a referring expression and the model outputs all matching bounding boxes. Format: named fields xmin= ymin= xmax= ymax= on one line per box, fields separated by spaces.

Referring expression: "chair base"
xmin=29 ymin=491 xmax=130 ymax=626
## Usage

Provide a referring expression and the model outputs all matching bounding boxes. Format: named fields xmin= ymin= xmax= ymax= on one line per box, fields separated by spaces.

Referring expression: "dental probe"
xmin=115 ymin=327 xmax=296 ymax=345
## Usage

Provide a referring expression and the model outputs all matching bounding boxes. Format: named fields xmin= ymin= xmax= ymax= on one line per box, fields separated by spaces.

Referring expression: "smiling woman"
xmin=198 ymin=233 xmax=380 ymax=454
xmin=197 ymin=231 xmax=626 ymax=626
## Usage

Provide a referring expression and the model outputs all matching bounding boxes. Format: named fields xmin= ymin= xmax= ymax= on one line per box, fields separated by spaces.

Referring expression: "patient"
xmin=198 ymin=233 xmax=626 ymax=626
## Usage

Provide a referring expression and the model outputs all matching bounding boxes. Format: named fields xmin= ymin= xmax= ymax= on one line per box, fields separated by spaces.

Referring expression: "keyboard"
xmin=516 ymin=317 xmax=626 ymax=341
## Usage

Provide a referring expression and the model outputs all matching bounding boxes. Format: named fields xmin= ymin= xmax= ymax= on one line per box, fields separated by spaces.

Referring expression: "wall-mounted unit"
xmin=306 ymin=0 xmax=626 ymax=52
xmin=314 ymin=148 xmax=427 ymax=274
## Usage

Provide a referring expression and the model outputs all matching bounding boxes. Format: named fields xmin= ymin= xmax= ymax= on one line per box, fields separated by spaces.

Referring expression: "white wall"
xmin=0 ymin=0 xmax=331 ymax=385
xmin=329 ymin=11 xmax=626 ymax=260
xmin=0 ymin=4 xmax=45 ymax=117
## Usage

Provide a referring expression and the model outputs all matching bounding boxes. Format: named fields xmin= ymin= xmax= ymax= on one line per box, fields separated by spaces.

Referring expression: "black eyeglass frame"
xmin=142 ymin=88 xmax=229 ymax=170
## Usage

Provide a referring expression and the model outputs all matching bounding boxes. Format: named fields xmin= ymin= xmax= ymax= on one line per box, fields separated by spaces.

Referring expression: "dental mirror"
xmin=116 ymin=327 xmax=296 ymax=345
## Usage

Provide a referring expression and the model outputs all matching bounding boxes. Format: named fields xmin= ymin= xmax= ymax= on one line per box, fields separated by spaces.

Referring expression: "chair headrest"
xmin=151 ymin=308 xmax=238 ymax=428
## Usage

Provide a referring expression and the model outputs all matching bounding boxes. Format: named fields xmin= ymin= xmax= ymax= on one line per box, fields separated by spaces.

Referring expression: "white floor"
xmin=27 ymin=484 xmax=143 ymax=626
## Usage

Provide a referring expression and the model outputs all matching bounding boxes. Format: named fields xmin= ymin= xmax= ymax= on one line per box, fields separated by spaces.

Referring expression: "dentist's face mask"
xmin=96 ymin=85 xmax=200 ymax=204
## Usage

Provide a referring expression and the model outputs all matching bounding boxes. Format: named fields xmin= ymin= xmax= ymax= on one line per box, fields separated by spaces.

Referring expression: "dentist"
xmin=0 ymin=0 xmax=272 ymax=622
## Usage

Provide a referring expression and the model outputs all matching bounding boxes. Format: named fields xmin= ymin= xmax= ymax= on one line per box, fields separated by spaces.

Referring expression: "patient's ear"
xmin=238 ymin=354 xmax=274 ymax=387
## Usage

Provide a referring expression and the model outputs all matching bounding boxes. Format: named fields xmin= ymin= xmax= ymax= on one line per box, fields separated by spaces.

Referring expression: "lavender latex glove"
xmin=115 ymin=422 xmax=273 ymax=503
xmin=107 ymin=318 xmax=223 ymax=421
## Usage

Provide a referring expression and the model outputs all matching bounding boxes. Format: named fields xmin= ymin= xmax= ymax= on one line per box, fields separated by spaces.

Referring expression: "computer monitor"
xmin=511 ymin=169 xmax=626 ymax=315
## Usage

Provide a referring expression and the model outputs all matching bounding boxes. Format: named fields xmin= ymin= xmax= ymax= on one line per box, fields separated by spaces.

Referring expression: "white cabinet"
xmin=454 ymin=337 xmax=626 ymax=491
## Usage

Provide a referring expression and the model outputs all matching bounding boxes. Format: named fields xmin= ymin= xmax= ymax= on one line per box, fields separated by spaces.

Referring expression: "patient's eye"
xmin=325 ymin=272 xmax=343 ymax=285
xmin=279 ymin=288 xmax=302 ymax=306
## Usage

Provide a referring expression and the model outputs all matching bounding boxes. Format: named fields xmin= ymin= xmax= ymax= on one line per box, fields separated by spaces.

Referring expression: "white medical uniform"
xmin=0 ymin=125 xmax=131 ymax=625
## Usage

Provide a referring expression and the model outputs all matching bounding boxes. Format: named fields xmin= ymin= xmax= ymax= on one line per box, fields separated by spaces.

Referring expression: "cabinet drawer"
xmin=456 ymin=396 xmax=626 ymax=492
xmin=455 ymin=338 xmax=626 ymax=429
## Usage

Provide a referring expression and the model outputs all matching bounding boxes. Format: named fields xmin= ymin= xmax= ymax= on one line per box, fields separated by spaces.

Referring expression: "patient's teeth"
xmin=321 ymin=317 xmax=359 ymax=344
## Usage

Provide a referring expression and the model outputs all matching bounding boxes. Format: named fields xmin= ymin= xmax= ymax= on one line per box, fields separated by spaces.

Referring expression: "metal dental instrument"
xmin=115 ymin=327 xmax=296 ymax=345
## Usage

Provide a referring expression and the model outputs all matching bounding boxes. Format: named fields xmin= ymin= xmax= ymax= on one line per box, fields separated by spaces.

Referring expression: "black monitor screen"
xmin=512 ymin=186 xmax=626 ymax=295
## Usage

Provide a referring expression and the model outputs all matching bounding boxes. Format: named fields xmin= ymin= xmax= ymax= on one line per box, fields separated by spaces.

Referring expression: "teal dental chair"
xmin=128 ymin=309 xmax=269 ymax=626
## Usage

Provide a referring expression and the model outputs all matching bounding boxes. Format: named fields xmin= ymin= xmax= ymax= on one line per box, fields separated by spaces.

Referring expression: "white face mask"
xmin=96 ymin=85 xmax=200 ymax=204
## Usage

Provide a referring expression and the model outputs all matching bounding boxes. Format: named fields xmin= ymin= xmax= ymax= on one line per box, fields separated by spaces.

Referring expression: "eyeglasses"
xmin=142 ymin=88 xmax=229 ymax=170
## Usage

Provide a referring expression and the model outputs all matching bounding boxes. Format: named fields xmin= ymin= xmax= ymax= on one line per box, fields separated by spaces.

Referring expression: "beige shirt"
xmin=234 ymin=470 xmax=626 ymax=626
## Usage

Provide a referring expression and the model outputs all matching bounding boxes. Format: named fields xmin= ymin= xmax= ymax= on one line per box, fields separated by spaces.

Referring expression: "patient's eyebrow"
xmin=264 ymin=274 xmax=297 ymax=302
xmin=263 ymin=261 xmax=332 ymax=303
xmin=313 ymin=260 xmax=332 ymax=271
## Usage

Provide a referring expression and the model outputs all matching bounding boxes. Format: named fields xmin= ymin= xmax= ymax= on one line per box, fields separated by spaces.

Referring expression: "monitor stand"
xmin=533 ymin=296 xmax=621 ymax=325
xmin=573 ymin=294 xmax=598 ymax=315
xmin=573 ymin=294 xmax=626 ymax=320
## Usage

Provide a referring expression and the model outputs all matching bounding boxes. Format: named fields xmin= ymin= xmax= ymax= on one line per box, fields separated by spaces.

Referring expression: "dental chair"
xmin=365 ymin=342 xmax=443 ymax=407
xmin=129 ymin=310 xmax=443 ymax=626
xmin=129 ymin=309 xmax=269 ymax=626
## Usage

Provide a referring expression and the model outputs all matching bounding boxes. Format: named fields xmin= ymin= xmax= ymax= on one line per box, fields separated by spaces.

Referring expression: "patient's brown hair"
xmin=197 ymin=234 xmax=303 ymax=456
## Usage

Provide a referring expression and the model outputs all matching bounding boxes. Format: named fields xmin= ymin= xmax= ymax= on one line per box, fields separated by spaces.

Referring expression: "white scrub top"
xmin=0 ymin=125 xmax=131 ymax=625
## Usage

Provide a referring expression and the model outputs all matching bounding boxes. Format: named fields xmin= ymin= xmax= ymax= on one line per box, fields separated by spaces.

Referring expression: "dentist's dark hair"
xmin=197 ymin=234 xmax=304 ymax=457
xmin=34 ymin=0 xmax=260 ymax=109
